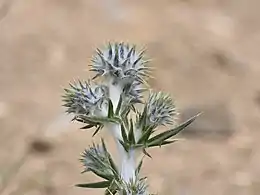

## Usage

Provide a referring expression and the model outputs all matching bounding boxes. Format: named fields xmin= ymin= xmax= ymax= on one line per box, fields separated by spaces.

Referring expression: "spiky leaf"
xmin=147 ymin=114 xmax=200 ymax=147
xmin=75 ymin=181 xmax=111 ymax=188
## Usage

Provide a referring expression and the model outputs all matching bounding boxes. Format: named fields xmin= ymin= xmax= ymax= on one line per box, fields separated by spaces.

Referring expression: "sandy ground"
xmin=1 ymin=0 xmax=260 ymax=194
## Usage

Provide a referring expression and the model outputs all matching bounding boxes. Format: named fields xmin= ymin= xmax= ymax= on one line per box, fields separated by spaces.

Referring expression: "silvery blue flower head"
xmin=120 ymin=178 xmax=149 ymax=195
xmin=90 ymin=42 xmax=150 ymax=86
xmin=63 ymin=80 xmax=108 ymax=117
xmin=145 ymin=91 xmax=178 ymax=128
xmin=80 ymin=141 xmax=114 ymax=178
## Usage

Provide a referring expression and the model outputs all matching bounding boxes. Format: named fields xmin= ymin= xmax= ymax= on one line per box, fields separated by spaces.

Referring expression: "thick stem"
xmin=120 ymin=148 xmax=136 ymax=183
xmin=108 ymin=79 xmax=122 ymax=109
xmin=108 ymin=123 xmax=136 ymax=181
xmin=107 ymin=79 xmax=136 ymax=183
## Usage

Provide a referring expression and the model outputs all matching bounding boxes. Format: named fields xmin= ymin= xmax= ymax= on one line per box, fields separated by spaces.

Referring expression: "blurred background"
xmin=1 ymin=0 xmax=260 ymax=194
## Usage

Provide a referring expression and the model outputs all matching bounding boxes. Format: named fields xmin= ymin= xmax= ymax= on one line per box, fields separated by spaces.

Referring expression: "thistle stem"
xmin=107 ymin=80 xmax=136 ymax=184
xmin=120 ymin=148 xmax=136 ymax=183
xmin=107 ymin=79 xmax=122 ymax=108
xmin=108 ymin=123 xmax=136 ymax=182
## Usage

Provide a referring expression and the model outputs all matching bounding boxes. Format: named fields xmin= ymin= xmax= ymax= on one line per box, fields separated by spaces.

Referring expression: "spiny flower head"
xmin=120 ymin=178 xmax=149 ymax=195
xmin=62 ymin=80 xmax=108 ymax=116
xmin=80 ymin=141 xmax=114 ymax=178
xmin=145 ymin=91 xmax=178 ymax=127
xmin=90 ymin=42 xmax=150 ymax=86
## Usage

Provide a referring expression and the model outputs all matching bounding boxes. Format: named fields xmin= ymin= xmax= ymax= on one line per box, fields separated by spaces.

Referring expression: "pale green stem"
xmin=107 ymin=79 xmax=136 ymax=183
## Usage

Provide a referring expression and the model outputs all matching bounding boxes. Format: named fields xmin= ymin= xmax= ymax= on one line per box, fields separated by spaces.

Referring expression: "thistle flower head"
xmin=80 ymin=141 xmax=114 ymax=178
xmin=62 ymin=80 xmax=108 ymax=117
xmin=120 ymin=178 xmax=149 ymax=195
xmin=90 ymin=42 xmax=150 ymax=86
xmin=145 ymin=91 xmax=178 ymax=127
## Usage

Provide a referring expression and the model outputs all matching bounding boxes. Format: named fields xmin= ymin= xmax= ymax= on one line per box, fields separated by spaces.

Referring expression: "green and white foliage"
xmin=62 ymin=42 xmax=199 ymax=195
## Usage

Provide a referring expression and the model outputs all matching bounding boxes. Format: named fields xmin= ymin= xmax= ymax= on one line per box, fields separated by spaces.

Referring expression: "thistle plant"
xmin=62 ymin=42 xmax=199 ymax=194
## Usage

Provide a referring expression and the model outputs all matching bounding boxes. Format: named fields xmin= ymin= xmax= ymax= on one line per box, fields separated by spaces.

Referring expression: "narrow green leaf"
xmin=124 ymin=115 xmax=129 ymax=130
xmin=142 ymin=148 xmax=152 ymax=158
xmin=118 ymin=139 xmax=129 ymax=152
xmin=142 ymin=105 xmax=148 ymax=120
xmin=121 ymin=123 xmax=128 ymax=143
xmin=136 ymin=158 xmax=143 ymax=174
xmin=74 ymin=117 xmax=84 ymax=123
xmin=131 ymin=105 xmax=137 ymax=113
xmin=101 ymin=138 xmax=108 ymax=153
xmin=75 ymin=180 xmax=111 ymax=188
xmin=75 ymin=116 xmax=97 ymax=125
xmin=108 ymin=99 xmax=114 ymax=118
xmin=140 ymin=176 xmax=148 ymax=181
xmin=132 ymin=143 xmax=144 ymax=149
xmin=80 ymin=168 xmax=90 ymax=174
xmin=137 ymin=126 xmax=155 ymax=144
xmin=121 ymin=105 xmax=131 ymax=119
xmin=80 ymin=124 xmax=96 ymax=130
xmin=83 ymin=116 xmax=120 ymax=124
xmin=92 ymin=73 xmax=100 ymax=80
xmin=147 ymin=140 xmax=178 ymax=148
xmin=88 ymin=167 xmax=113 ymax=181
xmin=115 ymin=94 xmax=123 ymax=115
xmin=147 ymin=114 xmax=200 ymax=146
xmin=128 ymin=118 xmax=135 ymax=144
xmin=92 ymin=125 xmax=103 ymax=137
xmin=107 ymin=154 xmax=118 ymax=175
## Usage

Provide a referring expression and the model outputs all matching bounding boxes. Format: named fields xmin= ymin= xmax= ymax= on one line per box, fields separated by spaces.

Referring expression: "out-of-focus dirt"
xmin=1 ymin=0 xmax=260 ymax=194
